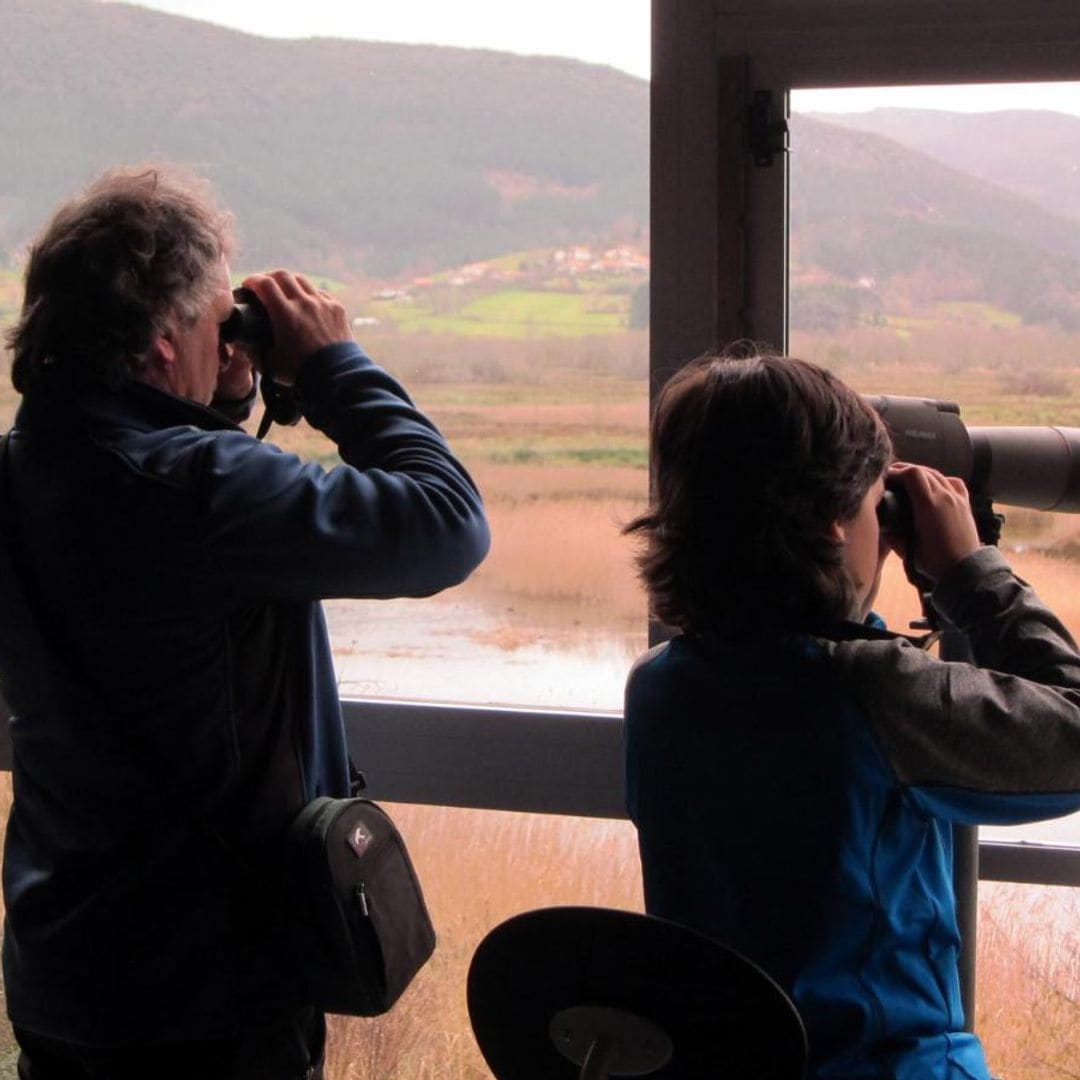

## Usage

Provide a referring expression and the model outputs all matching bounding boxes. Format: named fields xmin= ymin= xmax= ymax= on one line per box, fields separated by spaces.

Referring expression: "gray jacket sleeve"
xmin=821 ymin=547 xmax=1080 ymax=823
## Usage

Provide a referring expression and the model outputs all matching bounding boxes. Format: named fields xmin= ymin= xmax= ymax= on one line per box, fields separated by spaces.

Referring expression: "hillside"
xmin=805 ymin=108 xmax=1080 ymax=222
xmin=789 ymin=115 xmax=1080 ymax=330
xmin=7 ymin=0 xmax=1080 ymax=336
xmin=0 ymin=0 xmax=648 ymax=275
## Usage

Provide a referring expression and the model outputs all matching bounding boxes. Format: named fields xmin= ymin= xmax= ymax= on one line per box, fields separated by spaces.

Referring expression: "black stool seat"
xmin=467 ymin=906 xmax=807 ymax=1080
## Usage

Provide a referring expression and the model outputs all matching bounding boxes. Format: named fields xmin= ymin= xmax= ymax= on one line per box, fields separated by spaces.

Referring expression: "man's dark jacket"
xmin=0 ymin=342 xmax=489 ymax=1044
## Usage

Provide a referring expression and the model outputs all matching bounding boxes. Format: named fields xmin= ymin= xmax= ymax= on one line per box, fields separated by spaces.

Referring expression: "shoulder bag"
xmin=282 ymin=794 xmax=436 ymax=1016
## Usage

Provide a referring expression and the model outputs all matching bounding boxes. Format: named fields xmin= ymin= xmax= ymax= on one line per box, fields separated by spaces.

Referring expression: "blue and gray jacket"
xmin=625 ymin=547 xmax=1080 ymax=1079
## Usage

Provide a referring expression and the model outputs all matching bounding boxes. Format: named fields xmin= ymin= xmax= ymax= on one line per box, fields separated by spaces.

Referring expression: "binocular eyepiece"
xmin=876 ymin=486 xmax=912 ymax=538
xmin=220 ymin=287 xmax=274 ymax=350
xmin=219 ymin=287 xmax=301 ymax=435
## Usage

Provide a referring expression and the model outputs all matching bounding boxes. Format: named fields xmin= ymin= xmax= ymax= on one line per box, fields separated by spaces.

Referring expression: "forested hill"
xmin=805 ymin=108 xmax=1080 ymax=223
xmin=789 ymin=114 xmax=1080 ymax=330
xmin=7 ymin=0 xmax=1080 ymax=334
xmin=0 ymin=0 xmax=648 ymax=274
xmin=791 ymin=114 xmax=1080 ymax=263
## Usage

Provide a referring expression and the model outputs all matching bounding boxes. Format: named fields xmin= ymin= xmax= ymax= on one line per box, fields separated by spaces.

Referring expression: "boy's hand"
xmin=887 ymin=462 xmax=981 ymax=583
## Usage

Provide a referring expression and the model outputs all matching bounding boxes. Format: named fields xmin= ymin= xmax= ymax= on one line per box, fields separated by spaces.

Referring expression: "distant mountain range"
xmin=5 ymin=0 xmax=1080 ymax=333
xmin=789 ymin=113 xmax=1080 ymax=330
xmin=0 ymin=0 xmax=648 ymax=275
xmin=806 ymin=108 xmax=1080 ymax=223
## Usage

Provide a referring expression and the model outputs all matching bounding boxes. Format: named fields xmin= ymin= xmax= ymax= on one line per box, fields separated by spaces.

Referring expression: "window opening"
xmin=788 ymin=81 xmax=1080 ymax=1065
xmin=789 ymin=82 xmax=1080 ymax=851
xmin=0 ymin=2 xmax=652 ymax=711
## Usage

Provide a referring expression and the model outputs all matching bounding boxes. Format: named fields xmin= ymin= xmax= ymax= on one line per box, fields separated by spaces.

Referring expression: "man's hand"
xmin=887 ymin=462 xmax=981 ymax=584
xmin=240 ymin=270 xmax=352 ymax=384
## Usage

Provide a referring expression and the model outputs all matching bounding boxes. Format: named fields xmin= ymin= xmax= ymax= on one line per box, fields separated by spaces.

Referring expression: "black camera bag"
xmin=282 ymin=796 xmax=436 ymax=1016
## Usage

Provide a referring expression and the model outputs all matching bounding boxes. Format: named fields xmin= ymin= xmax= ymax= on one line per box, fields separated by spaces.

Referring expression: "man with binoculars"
xmin=0 ymin=166 xmax=489 ymax=1078
xmin=625 ymin=350 xmax=1080 ymax=1080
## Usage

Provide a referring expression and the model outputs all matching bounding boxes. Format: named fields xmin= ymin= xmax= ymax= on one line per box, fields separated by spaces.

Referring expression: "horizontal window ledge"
xmin=978 ymin=840 xmax=1080 ymax=887
xmin=343 ymin=698 xmax=626 ymax=819
xmin=3 ymin=694 xmax=1079 ymax=884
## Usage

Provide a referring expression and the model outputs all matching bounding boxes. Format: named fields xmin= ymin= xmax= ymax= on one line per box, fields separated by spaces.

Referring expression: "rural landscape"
xmin=4 ymin=0 xmax=1080 ymax=1076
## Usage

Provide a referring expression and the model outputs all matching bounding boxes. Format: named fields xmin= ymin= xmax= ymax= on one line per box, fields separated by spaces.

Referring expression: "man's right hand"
xmin=887 ymin=462 xmax=982 ymax=584
xmin=240 ymin=270 xmax=353 ymax=385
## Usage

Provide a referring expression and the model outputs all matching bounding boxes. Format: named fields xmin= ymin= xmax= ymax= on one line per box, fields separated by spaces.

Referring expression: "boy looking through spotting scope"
xmin=624 ymin=350 xmax=1080 ymax=1080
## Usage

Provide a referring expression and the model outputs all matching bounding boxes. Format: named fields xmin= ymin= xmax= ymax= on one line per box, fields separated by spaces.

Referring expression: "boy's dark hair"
xmin=625 ymin=350 xmax=891 ymax=638
xmin=6 ymin=166 xmax=233 ymax=392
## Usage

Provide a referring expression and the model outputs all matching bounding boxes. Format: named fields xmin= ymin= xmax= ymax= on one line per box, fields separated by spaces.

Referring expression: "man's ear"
xmin=145 ymin=331 xmax=176 ymax=371
xmin=829 ymin=519 xmax=847 ymax=544
xmin=137 ymin=332 xmax=177 ymax=391
xmin=155 ymin=329 xmax=178 ymax=361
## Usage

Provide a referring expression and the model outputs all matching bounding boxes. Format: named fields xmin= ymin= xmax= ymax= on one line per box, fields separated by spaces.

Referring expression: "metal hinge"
xmin=748 ymin=90 xmax=789 ymax=167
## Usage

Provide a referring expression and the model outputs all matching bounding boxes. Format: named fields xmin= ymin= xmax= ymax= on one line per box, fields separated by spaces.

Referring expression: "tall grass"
xmin=977 ymin=883 xmax=1080 ymax=1079
xmin=472 ymin=498 xmax=644 ymax=622
xmin=793 ymin=323 xmax=1080 ymax=426
xmin=871 ymin=547 xmax=1080 ymax=639
xmin=0 ymin=774 xmax=1074 ymax=1077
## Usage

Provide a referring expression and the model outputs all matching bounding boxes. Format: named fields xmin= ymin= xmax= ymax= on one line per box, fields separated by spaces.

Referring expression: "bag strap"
xmin=349 ymin=759 xmax=367 ymax=795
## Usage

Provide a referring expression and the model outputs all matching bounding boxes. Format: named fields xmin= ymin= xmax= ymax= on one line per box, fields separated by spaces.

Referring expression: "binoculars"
xmin=219 ymin=287 xmax=301 ymax=436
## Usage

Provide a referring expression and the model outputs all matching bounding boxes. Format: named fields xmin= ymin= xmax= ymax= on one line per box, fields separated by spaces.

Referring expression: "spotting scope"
xmin=866 ymin=395 xmax=1080 ymax=513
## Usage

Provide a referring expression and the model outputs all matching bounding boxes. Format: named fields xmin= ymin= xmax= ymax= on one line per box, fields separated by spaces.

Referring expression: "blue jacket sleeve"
xmin=187 ymin=342 xmax=490 ymax=602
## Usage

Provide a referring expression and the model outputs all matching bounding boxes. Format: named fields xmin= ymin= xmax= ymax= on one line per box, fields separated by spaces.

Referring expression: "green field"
xmin=934 ymin=300 xmax=1021 ymax=328
xmin=374 ymin=288 xmax=630 ymax=338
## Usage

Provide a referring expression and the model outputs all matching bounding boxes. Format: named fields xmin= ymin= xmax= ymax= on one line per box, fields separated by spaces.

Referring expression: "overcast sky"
xmin=100 ymin=0 xmax=653 ymax=79
xmin=102 ymin=1 xmax=1080 ymax=116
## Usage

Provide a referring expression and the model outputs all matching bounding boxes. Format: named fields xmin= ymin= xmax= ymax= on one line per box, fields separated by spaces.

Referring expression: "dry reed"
xmin=977 ymin=883 xmax=1080 ymax=1078
xmin=469 ymin=498 xmax=645 ymax=622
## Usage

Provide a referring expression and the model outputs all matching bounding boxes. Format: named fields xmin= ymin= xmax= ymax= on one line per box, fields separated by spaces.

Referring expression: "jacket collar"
xmin=14 ymin=376 xmax=241 ymax=438
xmin=693 ymin=616 xmax=934 ymax=657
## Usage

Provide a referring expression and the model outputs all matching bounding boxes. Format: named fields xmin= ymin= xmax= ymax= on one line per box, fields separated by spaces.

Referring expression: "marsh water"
xmin=325 ymin=593 xmax=643 ymax=711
